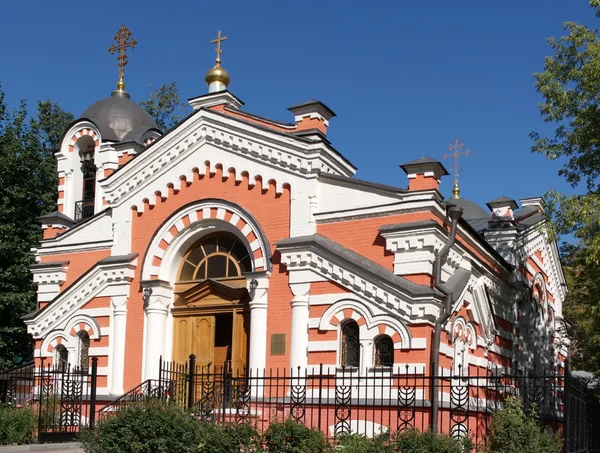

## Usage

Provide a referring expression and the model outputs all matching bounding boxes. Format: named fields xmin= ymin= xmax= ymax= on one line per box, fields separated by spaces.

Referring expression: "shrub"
xmin=262 ymin=418 xmax=329 ymax=453
xmin=0 ymin=405 xmax=36 ymax=445
xmin=195 ymin=421 xmax=259 ymax=453
xmin=79 ymin=400 xmax=203 ymax=453
xmin=335 ymin=432 xmax=392 ymax=453
xmin=486 ymin=396 xmax=562 ymax=453
xmin=392 ymin=428 xmax=473 ymax=453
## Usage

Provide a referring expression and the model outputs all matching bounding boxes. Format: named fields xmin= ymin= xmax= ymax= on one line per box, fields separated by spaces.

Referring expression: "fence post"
xmin=89 ymin=357 xmax=98 ymax=430
xmin=318 ymin=363 xmax=323 ymax=431
xmin=37 ymin=358 xmax=45 ymax=435
xmin=187 ymin=354 xmax=196 ymax=410
xmin=158 ymin=355 xmax=163 ymax=398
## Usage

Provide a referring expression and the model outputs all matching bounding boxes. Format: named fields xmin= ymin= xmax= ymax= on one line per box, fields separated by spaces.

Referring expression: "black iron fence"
xmin=3 ymin=354 xmax=599 ymax=451
xmin=0 ymin=357 xmax=98 ymax=442
xmin=97 ymin=356 xmax=600 ymax=452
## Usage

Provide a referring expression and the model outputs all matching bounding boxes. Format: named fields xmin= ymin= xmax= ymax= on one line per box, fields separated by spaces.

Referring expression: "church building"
xmin=23 ymin=28 xmax=567 ymax=401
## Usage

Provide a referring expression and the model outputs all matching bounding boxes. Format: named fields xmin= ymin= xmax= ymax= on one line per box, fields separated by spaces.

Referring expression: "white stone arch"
xmin=318 ymin=298 xmax=412 ymax=346
xmin=64 ymin=314 xmax=101 ymax=341
xmin=40 ymin=330 xmax=70 ymax=358
xmin=141 ymin=199 xmax=271 ymax=282
xmin=56 ymin=121 xmax=102 ymax=219
xmin=450 ymin=316 xmax=477 ymax=377
xmin=532 ymin=273 xmax=548 ymax=319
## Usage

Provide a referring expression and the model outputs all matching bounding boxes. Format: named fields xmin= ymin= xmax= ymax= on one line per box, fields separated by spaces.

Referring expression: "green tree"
xmin=140 ymin=81 xmax=189 ymax=132
xmin=0 ymin=84 xmax=73 ymax=369
xmin=531 ymin=0 xmax=600 ymax=373
xmin=531 ymin=0 xmax=600 ymax=261
xmin=558 ymin=243 xmax=600 ymax=374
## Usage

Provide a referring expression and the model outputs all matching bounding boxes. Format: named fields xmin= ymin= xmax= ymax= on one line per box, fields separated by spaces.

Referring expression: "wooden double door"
xmin=172 ymin=309 xmax=249 ymax=373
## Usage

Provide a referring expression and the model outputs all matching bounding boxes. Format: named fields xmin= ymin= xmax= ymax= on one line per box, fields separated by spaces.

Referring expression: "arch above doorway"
xmin=142 ymin=199 xmax=272 ymax=283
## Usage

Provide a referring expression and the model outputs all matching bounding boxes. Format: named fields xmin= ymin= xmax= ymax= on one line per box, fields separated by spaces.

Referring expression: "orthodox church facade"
xmin=23 ymin=30 xmax=567 ymax=400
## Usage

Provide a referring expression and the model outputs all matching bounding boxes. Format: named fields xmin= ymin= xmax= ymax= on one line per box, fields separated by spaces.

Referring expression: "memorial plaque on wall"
xmin=270 ymin=333 xmax=286 ymax=356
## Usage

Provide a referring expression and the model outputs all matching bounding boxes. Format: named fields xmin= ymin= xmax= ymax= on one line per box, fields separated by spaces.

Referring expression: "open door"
xmin=231 ymin=311 xmax=250 ymax=374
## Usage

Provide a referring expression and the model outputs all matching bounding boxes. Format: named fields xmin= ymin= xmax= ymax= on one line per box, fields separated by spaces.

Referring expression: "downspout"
xmin=430 ymin=204 xmax=463 ymax=433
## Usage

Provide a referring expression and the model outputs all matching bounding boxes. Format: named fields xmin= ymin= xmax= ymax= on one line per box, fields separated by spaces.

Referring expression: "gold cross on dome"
xmin=108 ymin=25 xmax=137 ymax=90
xmin=211 ymin=30 xmax=228 ymax=63
xmin=442 ymin=138 xmax=471 ymax=198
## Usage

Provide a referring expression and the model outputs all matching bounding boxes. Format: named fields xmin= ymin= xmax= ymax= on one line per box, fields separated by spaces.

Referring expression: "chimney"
xmin=288 ymin=100 xmax=336 ymax=135
xmin=486 ymin=196 xmax=518 ymax=219
xmin=400 ymin=157 xmax=449 ymax=192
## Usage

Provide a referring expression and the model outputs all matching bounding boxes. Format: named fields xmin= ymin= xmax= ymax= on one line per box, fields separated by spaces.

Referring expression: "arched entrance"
xmin=171 ymin=232 xmax=251 ymax=373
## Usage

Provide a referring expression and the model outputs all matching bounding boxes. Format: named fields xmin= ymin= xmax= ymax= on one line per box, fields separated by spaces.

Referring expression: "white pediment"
xmin=100 ymin=109 xmax=355 ymax=212
xmin=25 ymin=255 xmax=136 ymax=338
xmin=279 ymin=245 xmax=441 ymax=325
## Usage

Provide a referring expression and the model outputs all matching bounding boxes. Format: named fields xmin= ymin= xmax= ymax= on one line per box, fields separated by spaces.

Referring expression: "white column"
xmin=142 ymin=281 xmax=173 ymax=381
xmin=289 ymin=282 xmax=310 ymax=371
xmin=94 ymin=165 xmax=105 ymax=215
xmin=360 ymin=339 xmax=374 ymax=375
xmin=109 ymin=296 xmax=128 ymax=396
xmin=247 ymin=273 xmax=270 ymax=374
xmin=64 ymin=169 xmax=74 ymax=218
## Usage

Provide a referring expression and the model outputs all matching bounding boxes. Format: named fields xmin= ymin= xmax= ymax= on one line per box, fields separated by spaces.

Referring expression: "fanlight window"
xmin=374 ymin=335 xmax=394 ymax=367
xmin=340 ymin=320 xmax=360 ymax=368
xmin=178 ymin=234 xmax=252 ymax=282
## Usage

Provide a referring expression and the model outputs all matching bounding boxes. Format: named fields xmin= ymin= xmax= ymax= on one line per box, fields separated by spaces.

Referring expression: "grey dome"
xmin=80 ymin=92 xmax=159 ymax=142
xmin=444 ymin=197 xmax=490 ymax=221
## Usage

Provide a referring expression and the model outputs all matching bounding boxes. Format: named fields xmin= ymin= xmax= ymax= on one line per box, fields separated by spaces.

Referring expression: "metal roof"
xmin=80 ymin=92 xmax=159 ymax=142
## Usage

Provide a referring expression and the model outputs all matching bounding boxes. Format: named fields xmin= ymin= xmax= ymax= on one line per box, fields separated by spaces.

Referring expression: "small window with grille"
xmin=374 ymin=335 xmax=394 ymax=368
xmin=54 ymin=344 xmax=69 ymax=372
xmin=340 ymin=320 xmax=360 ymax=368
xmin=77 ymin=331 xmax=90 ymax=373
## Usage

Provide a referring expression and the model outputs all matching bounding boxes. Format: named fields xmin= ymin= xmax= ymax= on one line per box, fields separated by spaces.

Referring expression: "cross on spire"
xmin=211 ymin=30 xmax=228 ymax=64
xmin=108 ymin=25 xmax=137 ymax=92
xmin=442 ymin=138 xmax=471 ymax=199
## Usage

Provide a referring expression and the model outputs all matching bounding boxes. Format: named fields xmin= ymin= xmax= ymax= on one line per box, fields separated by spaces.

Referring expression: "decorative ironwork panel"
xmin=397 ymin=383 xmax=416 ymax=432
xmin=290 ymin=381 xmax=307 ymax=423
xmin=60 ymin=375 xmax=83 ymax=427
xmin=334 ymin=377 xmax=352 ymax=438
xmin=450 ymin=379 xmax=469 ymax=440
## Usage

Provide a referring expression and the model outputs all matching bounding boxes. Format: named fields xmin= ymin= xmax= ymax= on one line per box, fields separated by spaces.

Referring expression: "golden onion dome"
xmin=205 ymin=62 xmax=230 ymax=87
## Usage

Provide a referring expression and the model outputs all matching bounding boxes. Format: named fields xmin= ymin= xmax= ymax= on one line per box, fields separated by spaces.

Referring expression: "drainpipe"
xmin=430 ymin=204 xmax=463 ymax=433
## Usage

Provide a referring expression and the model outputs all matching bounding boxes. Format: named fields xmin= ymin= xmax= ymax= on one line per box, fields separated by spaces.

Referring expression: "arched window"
xmin=340 ymin=320 xmax=360 ymax=368
xmin=77 ymin=331 xmax=90 ymax=372
xmin=374 ymin=335 xmax=394 ymax=367
xmin=178 ymin=233 xmax=252 ymax=282
xmin=74 ymin=135 xmax=97 ymax=221
xmin=54 ymin=344 xmax=68 ymax=372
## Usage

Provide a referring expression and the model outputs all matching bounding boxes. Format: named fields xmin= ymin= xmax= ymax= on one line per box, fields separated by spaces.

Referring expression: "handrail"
xmin=98 ymin=379 xmax=171 ymax=415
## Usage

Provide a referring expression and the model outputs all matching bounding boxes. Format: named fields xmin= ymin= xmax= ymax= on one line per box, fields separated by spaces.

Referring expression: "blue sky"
xmin=1 ymin=0 xmax=596 ymax=208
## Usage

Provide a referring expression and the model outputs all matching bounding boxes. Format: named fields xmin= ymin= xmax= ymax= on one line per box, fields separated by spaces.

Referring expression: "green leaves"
xmin=0 ymin=83 xmax=73 ymax=370
xmin=486 ymin=397 xmax=562 ymax=453
xmin=140 ymin=81 xmax=190 ymax=132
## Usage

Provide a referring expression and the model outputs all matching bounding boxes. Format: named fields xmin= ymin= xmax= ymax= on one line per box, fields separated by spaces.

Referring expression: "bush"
xmin=0 ymin=405 xmax=36 ymax=445
xmin=262 ymin=418 xmax=329 ymax=453
xmin=392 ymin=428 xmax=472 ymax=453
xmin=335 ymin=432 xmax=392 ymax=453
xmin=486 ymin=396 xmax=562 ymax=453
xmin=79 ymin=401 xmax=203 ymax=453
xmin=195 ymin=421 xmax=258 ymax=453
